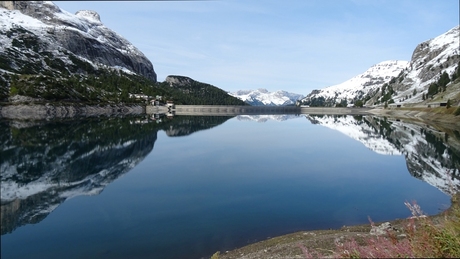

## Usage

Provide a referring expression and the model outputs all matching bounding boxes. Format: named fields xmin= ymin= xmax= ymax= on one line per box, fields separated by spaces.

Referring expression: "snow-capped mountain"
xmin=301 ymin=60 xmax=409 ymax=107
xmin=306 ymin=115 xmax=460 ymax=196
xmin=302 ymin=25 xmax=460 ymax=107
xmin=230 ymin=88 xmax=304 ymax=106
xmin=388 ymin=25 xmax=460 ymax=105
xmin=0 ymin=1 xmax=156 ymax=81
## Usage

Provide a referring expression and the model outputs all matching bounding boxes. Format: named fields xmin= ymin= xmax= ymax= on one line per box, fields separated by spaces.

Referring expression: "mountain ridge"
xmin=229 ymin=88 xmax=304 ymax=106
xmin=301 ymin=26 xmax=460 ymax=108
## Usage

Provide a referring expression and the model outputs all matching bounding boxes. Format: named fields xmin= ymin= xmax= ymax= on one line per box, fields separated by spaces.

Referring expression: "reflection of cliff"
xmin=162 ymin=116 xmax=233 ymax=137
xmin=0 ymin=117 xmax=161 ymax=235
xmin=306 ymin=115 xmax=460 ymax=196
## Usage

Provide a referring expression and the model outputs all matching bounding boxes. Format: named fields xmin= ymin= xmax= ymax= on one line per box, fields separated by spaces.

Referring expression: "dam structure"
xmin=146 ymin=105 xmax=373 ymax=116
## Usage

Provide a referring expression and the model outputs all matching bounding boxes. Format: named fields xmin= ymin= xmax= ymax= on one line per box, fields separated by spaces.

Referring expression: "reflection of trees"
xmin=162 ymin=116 xmax=233 ymax=137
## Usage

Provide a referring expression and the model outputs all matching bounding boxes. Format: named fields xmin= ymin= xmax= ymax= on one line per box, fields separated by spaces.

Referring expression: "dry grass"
xmin=332 ymin=199 xmax=459 ymax=258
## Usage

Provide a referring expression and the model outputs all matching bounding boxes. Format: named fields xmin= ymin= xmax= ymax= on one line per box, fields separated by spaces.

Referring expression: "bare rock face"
xmin=0 ymin=1 xmax=157 ymax=82
xmin=408 ymin=27 xmax=460 ymax=84
xmin=165 ymin=75 xmax=195 ymax=87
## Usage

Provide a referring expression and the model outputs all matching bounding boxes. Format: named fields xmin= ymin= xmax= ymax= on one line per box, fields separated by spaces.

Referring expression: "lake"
xmin=1 ymin=114 xmax=459 ymax=259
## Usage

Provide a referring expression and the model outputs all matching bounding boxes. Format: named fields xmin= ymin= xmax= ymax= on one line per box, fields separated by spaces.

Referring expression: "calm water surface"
xmin=1 ymin=114 xmax=459 ymax=259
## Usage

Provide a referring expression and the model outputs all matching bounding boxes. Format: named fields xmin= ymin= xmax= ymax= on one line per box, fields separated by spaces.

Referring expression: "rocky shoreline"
xmin=0 ymin=103 xmax=145 ymax=120
xmin=368 ymin=107 xmax=460 ymax=131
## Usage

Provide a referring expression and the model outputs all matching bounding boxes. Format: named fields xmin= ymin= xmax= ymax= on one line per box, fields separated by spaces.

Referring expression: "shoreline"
xmin=0 ymin=103 xmax=145 ymax=120
xmin=215 ymin=194 xmax=459 ymax=259
xmin=368 ymin=107 xmax=460 ymax=129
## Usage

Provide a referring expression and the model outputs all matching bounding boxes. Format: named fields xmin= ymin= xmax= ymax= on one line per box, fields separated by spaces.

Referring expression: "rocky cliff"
xmin=0 ymin=1 xmax=157 ymax=82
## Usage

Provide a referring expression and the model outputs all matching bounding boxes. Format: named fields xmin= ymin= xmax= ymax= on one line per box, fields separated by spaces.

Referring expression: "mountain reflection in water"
xmin=305 ymin=115 xmax=460 ymax=196
xmin=0 ymin=115 xmax=233 ymax=235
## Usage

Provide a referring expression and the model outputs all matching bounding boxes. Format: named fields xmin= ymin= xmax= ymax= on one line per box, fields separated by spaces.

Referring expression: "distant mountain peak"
xmin=229 ymin=89 xmax=304 ymax=106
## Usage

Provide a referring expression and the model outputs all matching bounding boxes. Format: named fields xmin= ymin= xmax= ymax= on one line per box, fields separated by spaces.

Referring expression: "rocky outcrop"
xmin=165 ymin=75 xmax=195 ymax=87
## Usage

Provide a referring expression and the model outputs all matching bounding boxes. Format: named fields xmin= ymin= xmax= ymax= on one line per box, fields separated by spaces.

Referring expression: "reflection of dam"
xmin=146 ymin=105 xmax=374 ymax=116
xmin=174 ymin=105 xmax=300 ymax=115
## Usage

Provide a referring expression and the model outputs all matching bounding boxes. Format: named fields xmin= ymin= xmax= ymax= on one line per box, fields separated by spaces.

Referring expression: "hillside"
xmin=301 ymin=60 xmax=408 ymax=107
xmin=162 ymin=75 xmax=248 ymax=106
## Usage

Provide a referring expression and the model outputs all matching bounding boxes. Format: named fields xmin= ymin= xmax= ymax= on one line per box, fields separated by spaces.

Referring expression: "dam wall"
xmin=146 ymin=105 xmax=372 ymax=116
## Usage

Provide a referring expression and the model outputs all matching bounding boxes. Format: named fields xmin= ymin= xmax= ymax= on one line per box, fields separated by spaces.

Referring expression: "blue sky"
xmin=54 ymin=0 xmax=459 ymax=95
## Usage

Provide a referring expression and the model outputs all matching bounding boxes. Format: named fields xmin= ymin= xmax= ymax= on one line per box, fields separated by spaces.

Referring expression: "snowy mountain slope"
xmin=230 ymin=88 xmax=304 ymax=106
xmin=301 ymin=25 xmax=460 ymax=107
xmin=305 ymin=115 xmax=401 ymax=155
xmin=388 ymin=25 xmax=460 ymax=105
xmin=306 ymin=115 xmax=460 ymax=196
xmin=0 ymin=1 xmax=156 ymax=81
xmin=301 ymin=60 xmax=409 ymax=107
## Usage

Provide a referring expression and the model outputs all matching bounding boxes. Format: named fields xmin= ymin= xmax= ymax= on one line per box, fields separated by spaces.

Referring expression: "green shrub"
xmin=9 ymin=86 xmax=18 ymax=96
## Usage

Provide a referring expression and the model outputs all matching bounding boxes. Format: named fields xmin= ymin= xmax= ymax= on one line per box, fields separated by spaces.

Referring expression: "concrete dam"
xmin=146 ymin=105 xmax=373 ymax=116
